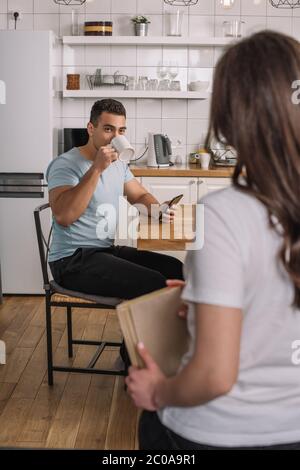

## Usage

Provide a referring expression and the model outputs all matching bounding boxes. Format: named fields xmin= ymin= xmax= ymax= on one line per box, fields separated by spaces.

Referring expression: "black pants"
xmin=49 ymin=246 xmax=183 ymax=299
xmin=50 ymin=246 xmax=183 ymax=368
xmin=139 ymin=411 xmax=300 ymax=450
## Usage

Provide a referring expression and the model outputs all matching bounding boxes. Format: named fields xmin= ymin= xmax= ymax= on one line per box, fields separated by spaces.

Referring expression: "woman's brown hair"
xmin=206 ymin=31 xmax=300 ymax=308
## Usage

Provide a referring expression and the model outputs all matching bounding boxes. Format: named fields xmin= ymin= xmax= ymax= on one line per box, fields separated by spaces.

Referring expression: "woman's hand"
xmin=166 ymin=279 xmax=188 ymax=319
xmin=125 ymin=342 xmax=166 ymax=411
xmin=166 ymin=279 xmax=185 ymax=288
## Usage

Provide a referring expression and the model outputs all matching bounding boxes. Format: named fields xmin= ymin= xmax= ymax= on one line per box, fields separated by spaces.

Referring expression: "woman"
xmin=126 ymin=31 xmax=300 ymax=450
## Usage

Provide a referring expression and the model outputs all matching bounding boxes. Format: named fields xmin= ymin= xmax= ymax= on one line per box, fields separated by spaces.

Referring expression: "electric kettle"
xmin=147 ymin=132 xmax=172 ymax=167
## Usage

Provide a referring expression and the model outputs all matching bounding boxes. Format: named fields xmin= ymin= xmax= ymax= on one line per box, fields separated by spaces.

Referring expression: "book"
xmin=116 ymin=287 xmax=189 ymax=376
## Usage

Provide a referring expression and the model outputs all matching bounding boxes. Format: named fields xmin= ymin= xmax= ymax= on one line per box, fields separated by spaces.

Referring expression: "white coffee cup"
xmin=111 ymin=135 xmax=134 ymax=163
xmin=199 ymin=152 xmax=211 ymax=170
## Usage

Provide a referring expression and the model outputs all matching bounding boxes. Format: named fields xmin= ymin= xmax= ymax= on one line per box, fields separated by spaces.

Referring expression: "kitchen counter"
xmin=129 ymin=163 xmax=234 ymax=177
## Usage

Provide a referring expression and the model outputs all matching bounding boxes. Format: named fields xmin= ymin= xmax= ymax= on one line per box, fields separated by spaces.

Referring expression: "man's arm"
xmin=49 ymin=146 xmax=118 ymax=227
xmin=124 ymin=179 xmax=160 ymax=217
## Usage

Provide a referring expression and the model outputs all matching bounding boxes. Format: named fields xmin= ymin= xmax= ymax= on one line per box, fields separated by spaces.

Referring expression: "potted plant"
xmin=131 ymin=15 xmax=151 ymax=36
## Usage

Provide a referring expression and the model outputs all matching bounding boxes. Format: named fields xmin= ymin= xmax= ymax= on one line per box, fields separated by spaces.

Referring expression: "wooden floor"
xmin=0 ymin=296 xmax=139 ymax=449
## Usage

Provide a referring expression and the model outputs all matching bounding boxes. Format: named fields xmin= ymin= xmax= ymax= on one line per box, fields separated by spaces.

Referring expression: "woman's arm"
xmin=126 ymin=302 xmax=242 ymax=410
xmin=155 ymin=303 xmax=242 ymax=408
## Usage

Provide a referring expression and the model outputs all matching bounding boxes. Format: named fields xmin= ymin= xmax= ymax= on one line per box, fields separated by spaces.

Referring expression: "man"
xmin=46 ymin=99 xmax=183 ymax=305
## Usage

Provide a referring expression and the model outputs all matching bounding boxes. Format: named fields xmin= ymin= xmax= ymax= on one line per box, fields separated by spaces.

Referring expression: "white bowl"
xmin=189 ymin=81 xmax=209 ymax=92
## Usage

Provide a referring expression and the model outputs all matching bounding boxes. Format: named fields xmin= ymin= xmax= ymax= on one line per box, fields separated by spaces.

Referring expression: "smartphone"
xmin=167 ymin=194 xmax=184 ymax=208
xmin=159 ymin=194 xmax=183 ymax=221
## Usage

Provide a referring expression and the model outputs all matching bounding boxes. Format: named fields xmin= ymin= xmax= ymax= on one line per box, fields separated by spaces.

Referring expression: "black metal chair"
xmin=34 ymin=203 xmax=127 ymax=386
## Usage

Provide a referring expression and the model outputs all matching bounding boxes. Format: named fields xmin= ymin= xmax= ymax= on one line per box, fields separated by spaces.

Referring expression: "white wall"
xmin=1 ymin=0 xmax=300 ymax=161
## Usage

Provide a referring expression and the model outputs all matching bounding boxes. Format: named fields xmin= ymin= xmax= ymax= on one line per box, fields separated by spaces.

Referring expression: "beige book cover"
xmin=116 ymin=287 xmax=189 ymax=376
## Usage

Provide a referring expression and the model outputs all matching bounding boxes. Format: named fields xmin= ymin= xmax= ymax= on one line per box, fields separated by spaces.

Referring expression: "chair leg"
xmin=45 ymin=295 xmax=54 ymax=386
xmin=120 ymin=340 xmax=130 ymax=375
xmin=67 ymin=306 xmax=73 ymax=358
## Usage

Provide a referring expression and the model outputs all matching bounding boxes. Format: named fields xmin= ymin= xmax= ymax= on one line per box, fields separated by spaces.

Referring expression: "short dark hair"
xmin=89 ymin=99 xmax=126 ymax=126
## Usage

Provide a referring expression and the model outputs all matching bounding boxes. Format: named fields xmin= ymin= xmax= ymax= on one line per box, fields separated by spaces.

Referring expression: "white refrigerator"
xmin=0 ymin=31 xmax=53 ymax=295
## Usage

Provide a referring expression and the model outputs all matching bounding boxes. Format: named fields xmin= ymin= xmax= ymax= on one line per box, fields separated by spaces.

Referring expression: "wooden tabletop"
xmin=137 ymin=204 xmax=196 ymax=251
xmin=130 ymin=163 xmax=233 ymax=178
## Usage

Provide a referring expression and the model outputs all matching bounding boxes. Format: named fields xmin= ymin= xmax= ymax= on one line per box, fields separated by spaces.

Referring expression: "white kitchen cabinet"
xmin=124 ymin=175 xmax=231 ymax=259
xmin=204 ymin=177 xmax=231 ymax=194
xmin=139 ymin=177 xmax=197 ymax=263
xmin=140 ymin=176 xmax=231 ymax=204
xmin=197 ymin=178 xmax=208 ymax=200
xmin=197 ymin=177 xmax=231 ymax=200
xmin=141 ymin=177 xmax=198 ymax=204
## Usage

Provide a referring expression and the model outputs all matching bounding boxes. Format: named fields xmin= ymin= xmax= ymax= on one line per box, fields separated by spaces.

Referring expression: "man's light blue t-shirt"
xmin=46 ymin=147 xmax=134 ymax=262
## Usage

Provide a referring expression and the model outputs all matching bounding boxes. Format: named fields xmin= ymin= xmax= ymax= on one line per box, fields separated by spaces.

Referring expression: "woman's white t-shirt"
xmin=159 ymin=186 xmax=300 ymax=447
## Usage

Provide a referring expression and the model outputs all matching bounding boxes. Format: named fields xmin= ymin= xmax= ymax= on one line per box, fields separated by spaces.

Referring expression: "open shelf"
xmin=62 ymin=36 xmax=232 ymax=47
xmin=63 ymin=90 xmax=210 ymax=99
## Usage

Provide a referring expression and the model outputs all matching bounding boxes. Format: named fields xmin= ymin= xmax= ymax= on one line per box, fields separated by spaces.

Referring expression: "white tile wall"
xmin=137 ymin=0 xmax=163 ymax=15
xmin=8 ymin=0 xmax=33 ymax=14
xmin=0 ymin=13 xmax=6 ymax=28
xmin=34 ymin=13 xmax=59 ymax=35
xmin=0 ymin=0 xmax=299 ymax=160
xmin=8 ymin=13 xmax=33 ymax=30
xmin=85 ymin=0 xmax=111 ymax=14
xmin=241 ymin=0 xmax=267 ymax=16
xmin=34 ymin=0 xmax=59 ymax=14
xmin=162 ymin=99 xmax=187 ymax=119
xmin=0 ymin=1 xmax=7 ymax=14
xmin=137 ymin=99 xmax=162 ymax=119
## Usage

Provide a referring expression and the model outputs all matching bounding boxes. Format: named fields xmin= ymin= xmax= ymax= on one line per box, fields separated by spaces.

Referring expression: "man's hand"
xmin=92 ymin=146 xmax=118 ymax=173
xmin=151 ymin=202 xmax=179 ymax=223
xmin=160 ymin=202 xmax=179 ymax=223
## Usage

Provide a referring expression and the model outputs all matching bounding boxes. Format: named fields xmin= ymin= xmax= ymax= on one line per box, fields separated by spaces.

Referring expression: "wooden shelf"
xmin=63 ymin=90 xmax=209 ymax=99
xmin=62 ymin=36 xmax=232 ymax=47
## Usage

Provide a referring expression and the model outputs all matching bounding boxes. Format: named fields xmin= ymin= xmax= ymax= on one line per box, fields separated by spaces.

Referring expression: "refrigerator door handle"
xmin=0 ymin=172 xmax=45 ymax=198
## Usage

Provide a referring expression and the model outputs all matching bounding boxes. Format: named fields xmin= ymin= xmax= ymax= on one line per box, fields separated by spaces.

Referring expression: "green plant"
xmin=131 ymin=15 xmax=151 ymax=24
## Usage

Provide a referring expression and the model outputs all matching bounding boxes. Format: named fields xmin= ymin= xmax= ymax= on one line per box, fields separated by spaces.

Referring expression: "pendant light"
xmin=163 ymin=0 xmax=198 ymax=6
xmin=219 ymin=0 xmax=235 ymax=8
xmin=269 ymin=0 xmax=300 ymax=7
xmin=53 ymin=0 xmax=86 ymax=6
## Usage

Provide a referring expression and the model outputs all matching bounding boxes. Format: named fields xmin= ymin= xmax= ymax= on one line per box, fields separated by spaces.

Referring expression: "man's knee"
xmin=143 ymin=270 xmax=166 ymax=293
xmin=163 ymin=256 xmax=184 ymax=280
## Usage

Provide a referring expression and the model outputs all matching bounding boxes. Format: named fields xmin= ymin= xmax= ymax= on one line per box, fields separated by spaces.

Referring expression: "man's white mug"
xmin=111 ymin=135 xmax=134 ymax=163
xmin=198 ymin=152 xmax=211 ymax=170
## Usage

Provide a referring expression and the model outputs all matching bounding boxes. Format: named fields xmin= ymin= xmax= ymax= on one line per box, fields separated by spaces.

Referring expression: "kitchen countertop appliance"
xmin=147 ymin=132 xmax=173 ymax=167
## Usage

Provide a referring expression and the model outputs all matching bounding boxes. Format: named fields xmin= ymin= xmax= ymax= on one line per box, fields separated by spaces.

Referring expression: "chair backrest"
xmin=34 ymin=203 xmax=53 ymax=290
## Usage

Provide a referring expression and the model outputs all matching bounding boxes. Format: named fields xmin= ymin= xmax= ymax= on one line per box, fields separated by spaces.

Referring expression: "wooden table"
xmin=137 ymin=204 xmax=196 ymax=251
